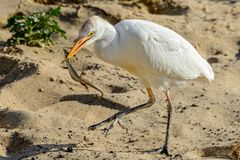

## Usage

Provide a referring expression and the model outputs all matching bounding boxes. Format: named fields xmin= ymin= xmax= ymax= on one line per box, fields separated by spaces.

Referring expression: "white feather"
xmin=82 ymin=16 xmax=214 ymax=90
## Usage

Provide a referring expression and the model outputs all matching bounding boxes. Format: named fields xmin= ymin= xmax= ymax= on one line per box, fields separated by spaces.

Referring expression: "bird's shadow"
xmin=60 ymin=94 xmax=129 ymax=111
xmin=1 ymin=143 xmax=76 ymax=160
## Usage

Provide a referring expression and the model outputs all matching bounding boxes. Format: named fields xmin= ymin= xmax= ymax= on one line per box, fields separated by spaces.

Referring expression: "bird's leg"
xmin=160 ymin=90 xmax=172 ymax=156
xmin=63 ymin=49 xmax=104 ymax=97
xmin=88 ymin=88 xmax=156 ymax=135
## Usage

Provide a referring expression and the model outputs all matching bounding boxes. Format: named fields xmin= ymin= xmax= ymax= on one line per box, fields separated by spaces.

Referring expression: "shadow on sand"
xmin=1 ymin=143 xmax=76 ymax=160
xmin=60 ymin=94 xmax=130 ymax=111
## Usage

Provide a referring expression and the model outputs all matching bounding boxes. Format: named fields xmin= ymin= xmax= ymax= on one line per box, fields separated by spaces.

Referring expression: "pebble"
xmin=191 ymin=104 xmax=198 ymax=107
xmin=214 ymin=50 xmax=223 ymax=55
xmin=57 ymin=154 xmax=64 ymax=158
xmin=49 ymin=77 xmax=55 ymax=82
xmin=38 ymin=88 xmax=43 ymax=92
xmin=207 ymin=57 xmax=219 ymax=64
xmin=87 ymin=142 xmax=94 ymax=145
xmin=59 ymin=80 xmax=64 ymax=84
xmin=84 ymin=136 xmax=89 ymax=142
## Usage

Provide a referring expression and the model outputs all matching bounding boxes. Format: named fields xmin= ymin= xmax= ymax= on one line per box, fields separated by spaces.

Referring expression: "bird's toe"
xmin=160 ymin=147 xmax=170 ymax=156
xmin=88 ymin=124 xmax=98 ymax=131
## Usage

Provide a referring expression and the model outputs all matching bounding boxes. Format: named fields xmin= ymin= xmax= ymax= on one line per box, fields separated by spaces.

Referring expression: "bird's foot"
xmin=160 ymin=146 xmax=170 ymax=156
xmin=88 ymin=111 xmax=128 ymax=136
xmin=142 ymin=146 xmax=170 ymax=156
xmin=104 ymin=118 xmax=128 ymax=136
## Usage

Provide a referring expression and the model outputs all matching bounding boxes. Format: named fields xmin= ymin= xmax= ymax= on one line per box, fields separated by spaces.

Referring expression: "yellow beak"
xmin=62 ymin=35 xmax=91 ymax=63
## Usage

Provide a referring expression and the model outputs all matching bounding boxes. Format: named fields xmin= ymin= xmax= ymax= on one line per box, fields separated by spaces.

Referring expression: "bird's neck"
xmin=94 ymin=23 xmax=120 ymax=64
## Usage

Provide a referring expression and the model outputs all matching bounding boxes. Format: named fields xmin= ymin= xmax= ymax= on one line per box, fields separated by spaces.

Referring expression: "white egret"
xmin=62 ymin=16 xmax=214 ymax=155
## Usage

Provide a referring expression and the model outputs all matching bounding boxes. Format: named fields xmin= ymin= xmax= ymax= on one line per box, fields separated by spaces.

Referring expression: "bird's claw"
xmin=88 ymin=124 xmax=98 ymax=131
xmin=160 ymin=146 xmax=170 ymax=156
xmin=88 ymin=117 xmax=128 ymax=136
xmin=104 ymin=118 xmax=128 ymax=136
xmin=105 ymin=118 xmax=119 ymax=136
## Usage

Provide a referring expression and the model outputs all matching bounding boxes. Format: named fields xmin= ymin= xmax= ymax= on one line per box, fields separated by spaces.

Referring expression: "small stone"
xmin=127 ymin=138 xmax=138 ymax=143
xmin=49 ymin=77 xmax=55 ymax=82
xmin=84 ymin=136 xmax=89 ymax=142
xmin=207 ymin=57 xmax=219 ymax=64
xmin=59 ymin=80 xmax=64 ymax=84
xmin=57 ymin=154 xmax=64 ymax=158
xmin=87 ymin=142 xmax=94 ymax=145
xmin=214 ymin=50 xmax=223 ymax=55
xmin=191 ymin=104 xmax=198 ymax=107
xmin=38 ymin=88 xmax=43 ymax=92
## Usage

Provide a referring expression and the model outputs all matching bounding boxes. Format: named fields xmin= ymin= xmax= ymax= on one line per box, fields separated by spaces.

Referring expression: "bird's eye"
xmin=89 ymin=31 xmax=94 ymax=36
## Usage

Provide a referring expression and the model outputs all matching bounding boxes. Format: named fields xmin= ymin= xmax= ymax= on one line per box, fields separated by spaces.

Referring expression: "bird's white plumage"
xmin=80 ymin=16 xmax=214 ymax=90
xmin=67 ymin=16 xmax=214 ymax=153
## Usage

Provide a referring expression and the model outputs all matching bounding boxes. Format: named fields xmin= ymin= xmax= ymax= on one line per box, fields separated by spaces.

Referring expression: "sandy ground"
xmin=0 ymin=0 xmax=240 ymax=159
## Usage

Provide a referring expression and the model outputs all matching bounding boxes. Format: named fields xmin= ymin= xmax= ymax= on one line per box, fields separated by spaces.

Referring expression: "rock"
xmin=191 ymin=104 xmax=198 ymax=107
xmin=59 ymin=79 xmax=64 ymax=84
xmin=214 ymin=50 xmax=223 ymax=55
xmin=38 ymin=88 xmax=43 ymax=92
xmin=56 ymin=154 xmax=64 ymax=158
xmin=207 ymin=57 xmax=219 ymax=64
xmin=49 ymin=77 xmax=55 ymax=82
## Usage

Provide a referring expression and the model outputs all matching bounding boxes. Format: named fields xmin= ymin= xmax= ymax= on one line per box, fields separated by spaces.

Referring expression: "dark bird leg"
xmin=88 ymin=88 xmax=156 ymax=136
xmin=160 ymin=90 xmax=172 ymax=156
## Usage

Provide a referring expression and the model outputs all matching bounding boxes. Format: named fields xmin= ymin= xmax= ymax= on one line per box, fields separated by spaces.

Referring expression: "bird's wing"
xmin=117 ymin=20 xmax=214 ymax=80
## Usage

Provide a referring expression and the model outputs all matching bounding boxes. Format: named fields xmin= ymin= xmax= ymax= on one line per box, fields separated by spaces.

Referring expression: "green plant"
xmin=7 ymin=7 xmax=66 ymax=47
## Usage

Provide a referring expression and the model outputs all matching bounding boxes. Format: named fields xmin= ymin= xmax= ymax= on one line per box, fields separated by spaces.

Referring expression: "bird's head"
xmin=62 ymin=16 xmax=105 ymax=63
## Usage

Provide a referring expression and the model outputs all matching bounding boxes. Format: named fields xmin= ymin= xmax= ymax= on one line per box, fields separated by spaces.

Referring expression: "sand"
xmin=0 ymin=0 xmax=239 ymax=159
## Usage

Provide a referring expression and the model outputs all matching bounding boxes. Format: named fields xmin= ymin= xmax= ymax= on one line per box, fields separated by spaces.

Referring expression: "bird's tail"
xmin=202 ymin=59 xmax=214 ymax=81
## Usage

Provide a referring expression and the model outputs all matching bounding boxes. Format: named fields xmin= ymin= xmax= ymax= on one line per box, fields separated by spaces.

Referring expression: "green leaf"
xmin=6 ymin=6 xmax=66 ymax=47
